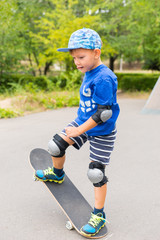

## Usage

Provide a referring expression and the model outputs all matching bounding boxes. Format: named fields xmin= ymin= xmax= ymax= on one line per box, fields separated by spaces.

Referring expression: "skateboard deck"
xmin=29 ymin=148 xmax=108 ymax=239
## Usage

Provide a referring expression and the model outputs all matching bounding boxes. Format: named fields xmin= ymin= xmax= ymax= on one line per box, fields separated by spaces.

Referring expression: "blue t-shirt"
xmin=75 ymin=64 xmax=120 ymax=136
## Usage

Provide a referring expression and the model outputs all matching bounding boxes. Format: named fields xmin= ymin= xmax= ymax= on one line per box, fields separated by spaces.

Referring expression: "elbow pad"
xmin=92 ymin=104 xmax=112 ymax=124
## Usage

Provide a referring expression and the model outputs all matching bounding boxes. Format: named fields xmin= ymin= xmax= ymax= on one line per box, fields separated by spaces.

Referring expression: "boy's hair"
xmin=57 ymin=28 xmax=102 ymax=52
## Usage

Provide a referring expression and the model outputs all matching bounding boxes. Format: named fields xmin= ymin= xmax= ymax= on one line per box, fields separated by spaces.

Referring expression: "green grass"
xmin=0 ymin=90 xmax=80 ymax=119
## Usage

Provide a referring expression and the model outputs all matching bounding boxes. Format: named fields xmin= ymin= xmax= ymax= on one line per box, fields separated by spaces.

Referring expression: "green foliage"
xmin=119 ymin=74 xmax=159 ymax=91
xmin=127 ymin=0 xmax=160 ymax=70
xmin=0 ymin=90 xmax=80 ymax=118
xmin=50 ymin=92 xmax=80 ymax=108
xmin=0 ymin=74 xmax=33 ymax=93
xmin=143 ymin=28 xmax=160 ymax=70
xmin=1 ymin=72 xmax=160 ymax=99
xmin=66 ymin=70 xmax=82 ymax=89
xmin=1 ymin=71 xmax=160 ymax=119
xmin=0 ymin=70 xmax=82 ymax=94
xmin=54 ymin=70 xmax=82 ymax=89
xmin=1 ymin=72 xmax=159 ymax=94
xmin=0 ymin=0 xmax=27 ymax=73
xmin=0 ymin=0 xmax=160 ymax=74
xmin=0 ymin=108 xmax=19 ymax=118
xmin=31 ymin=3 xmax=99 ymax=72
xmin=116 ymin=73 xmax=144 ymax=89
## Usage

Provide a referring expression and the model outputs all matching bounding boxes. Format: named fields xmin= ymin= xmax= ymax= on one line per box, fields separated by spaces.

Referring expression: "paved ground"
xmin=0 ymin=98 xmax=160 ymax=240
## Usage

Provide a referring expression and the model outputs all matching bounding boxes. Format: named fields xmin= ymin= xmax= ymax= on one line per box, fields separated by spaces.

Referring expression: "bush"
xmin=0 ymin=74 xmax=34 ymax=93
xmin=0 ymin=108 xmax=19 ymax=118
xmin=54 ymin=70 xmax=82 ymax=89
xmin=116 ymin=73 xmax=143 ymax=89
xmin=1 ymin=72 xmax=159 ymax=93
xmin=0 ymin=70 xmax=82 ymax=93
xmin=116 ymin=73 xmax=160 ymax=91
xmin=48 ymin=75 xmax=58 ymax=85
xmin=0 ymin=74 xmax=54 ymax=93
xmin=66 ymin=70 xmax=82 ymax=90
xmin=33 ymin=76 xmax=50 ymax=90
xmin=56 ymin=72 xmax=68 ymax=89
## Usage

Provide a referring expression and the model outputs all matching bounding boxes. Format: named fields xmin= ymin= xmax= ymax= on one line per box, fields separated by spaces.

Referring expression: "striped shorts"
xmin=61 ymin=120 xmax=117 ymax=165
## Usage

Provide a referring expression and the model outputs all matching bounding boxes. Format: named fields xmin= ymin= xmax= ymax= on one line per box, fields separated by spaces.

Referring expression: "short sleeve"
xmin=92 ymin=79 xmax=113 ymax=105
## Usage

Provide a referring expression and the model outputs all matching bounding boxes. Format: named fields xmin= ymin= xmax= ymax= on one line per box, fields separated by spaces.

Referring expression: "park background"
xmin=1 ymin=1 xmax=160 ymax=240
xmin=0 ymin=0 xmax=160 ymax=118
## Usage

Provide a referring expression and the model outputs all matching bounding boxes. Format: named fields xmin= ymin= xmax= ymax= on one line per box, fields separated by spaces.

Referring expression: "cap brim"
xmin=57 ymin=47 xmax=84 ymax=52
xmin=57 ymin=48 xmax=71 ymax=52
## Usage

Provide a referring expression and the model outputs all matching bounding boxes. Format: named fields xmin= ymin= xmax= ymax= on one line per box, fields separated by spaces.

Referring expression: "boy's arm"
xmin=65 ymin=105 xmax=112 ymax=138
xmin=65 ymin=117 xmax=97 ymax=138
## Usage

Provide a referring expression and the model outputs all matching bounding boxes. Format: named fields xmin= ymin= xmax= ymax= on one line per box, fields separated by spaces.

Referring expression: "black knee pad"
xmin=87 ymin=162 xmax=108 ymax=187
xmin=48 ymin=134 xmax=69 ymax=157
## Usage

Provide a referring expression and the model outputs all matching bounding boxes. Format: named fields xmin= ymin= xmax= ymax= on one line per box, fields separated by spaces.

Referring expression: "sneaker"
xmin=35 ymin=167 xmax=65 ymax=184
xmin=80 ymin=212 xmax=106 ymax=237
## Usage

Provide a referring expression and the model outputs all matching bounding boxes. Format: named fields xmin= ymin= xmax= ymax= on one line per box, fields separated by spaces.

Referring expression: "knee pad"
xmin=87 ymin=162 xmax=108 ymax=187
xmin=48 ymin=134 xmax=69 ymax=157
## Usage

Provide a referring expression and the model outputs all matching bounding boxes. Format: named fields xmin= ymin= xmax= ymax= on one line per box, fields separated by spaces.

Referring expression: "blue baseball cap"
xmin=57 ymin=28 xmax=102 ymax=52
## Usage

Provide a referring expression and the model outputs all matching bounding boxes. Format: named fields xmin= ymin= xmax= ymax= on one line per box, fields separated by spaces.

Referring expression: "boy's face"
xmin=70 ymin=48 xmax=101 ymax=73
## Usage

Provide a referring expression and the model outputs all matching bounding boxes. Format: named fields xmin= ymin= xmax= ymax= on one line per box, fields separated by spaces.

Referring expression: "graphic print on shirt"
xmin=82 ymin=85 xmax=91 ymax=97
xmin=80 ymin=85 xmax=96 ymax=113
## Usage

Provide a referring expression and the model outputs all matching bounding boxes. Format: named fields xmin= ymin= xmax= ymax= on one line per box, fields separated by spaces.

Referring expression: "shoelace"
xmin=88 ymin=213 xmax=106 ymax=228
xmin=43 ymin=167 xmax=55 ymax=176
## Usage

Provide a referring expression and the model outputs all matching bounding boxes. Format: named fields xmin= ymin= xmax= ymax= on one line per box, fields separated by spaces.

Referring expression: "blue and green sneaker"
xmin=35 ymin=167 xmax=65 ymax=184
xmin=80 ymin=212 xmax=106 ymax=237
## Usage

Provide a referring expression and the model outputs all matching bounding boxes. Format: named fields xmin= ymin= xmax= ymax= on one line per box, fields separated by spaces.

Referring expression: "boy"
xmin=35 ymin=28 xmax=120 ymax=237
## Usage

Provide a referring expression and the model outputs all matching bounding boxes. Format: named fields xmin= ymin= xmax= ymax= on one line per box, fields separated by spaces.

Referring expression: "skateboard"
xmin=29 ymin=148 xmax=108 ymax=239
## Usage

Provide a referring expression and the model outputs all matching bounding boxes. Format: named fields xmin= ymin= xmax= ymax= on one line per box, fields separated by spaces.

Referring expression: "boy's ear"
xmin=94 ymin=49 xmax=101 ymax=59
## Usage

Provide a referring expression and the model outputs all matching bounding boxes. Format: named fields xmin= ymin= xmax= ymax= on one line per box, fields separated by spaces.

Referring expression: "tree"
xmin=114 ymin=0 xmax=160 ymax=71
xmin=15 ymin=0 xmax=56 ymax=75
xmin=1 ymin=0 xmax=159 ymax=75
xmin=0 ymin=0 xmax=26 ymax=74
xmin=30 ymin=0 xmax=100 ymax=74
xmin=87 ymin=0 xmax=135 ymax=71
xmin=88 ymin=0 xmax=160 ymax=71
xmin=130 ymin=0 xmax=160 ymax=70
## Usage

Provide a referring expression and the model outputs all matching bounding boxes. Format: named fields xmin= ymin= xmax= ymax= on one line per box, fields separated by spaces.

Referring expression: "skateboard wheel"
xmin=66 ymin=221 xmax=74 ymax=230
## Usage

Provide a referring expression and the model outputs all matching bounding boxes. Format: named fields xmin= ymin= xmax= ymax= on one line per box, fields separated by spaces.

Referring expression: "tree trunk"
xmin=28 ymin=53 xmax=36 ymax=76
xmin=33 ymin=52 xmax=42 ymax=75
xmin=109 ymin=54 xmax=118 ymax=72
xmin=44 ymin=61 xmax=52 ymax=75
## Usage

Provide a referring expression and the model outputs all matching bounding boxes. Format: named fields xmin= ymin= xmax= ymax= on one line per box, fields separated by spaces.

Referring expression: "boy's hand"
xmin=65 ymin=127 xmax=82 ymax=138
xmin=65 ymin=117 xmax=97 ymax=138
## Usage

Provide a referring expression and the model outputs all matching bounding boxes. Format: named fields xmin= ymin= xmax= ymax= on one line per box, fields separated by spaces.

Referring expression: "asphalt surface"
xmin=0 ymin=98 xmax=160 ymax=240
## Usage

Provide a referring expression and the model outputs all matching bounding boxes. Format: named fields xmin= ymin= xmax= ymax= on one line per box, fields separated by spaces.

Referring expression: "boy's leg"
xmin=35 ymin=120 xmax=87 ymax=182
xmin=80 ymin=162 xmax=107 ymax=236
xmin=51 ymin=134 xmax=74 ymax=173
xmin=35 ymin=134 xmax=74 ymax=183
xmin=51 ymin=155 xmax=65 ymax=171
xmin=81 ymin=129 xmax=117 ymax=236
xmin=88 ymin=130 xmax=117 ymax=216
xmin=87 ymin=161 xmax=107 ymax=212
xmin=94 ymin=183 xmax=107 ymax=210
